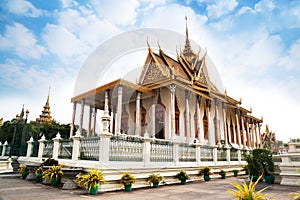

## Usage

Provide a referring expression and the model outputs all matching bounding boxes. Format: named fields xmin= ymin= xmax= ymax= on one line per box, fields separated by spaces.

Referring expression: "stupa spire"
xmin=36 ymin=87 xmax=52 ymax=123
xmin=182 ymin=16 xmax=195 ymax=62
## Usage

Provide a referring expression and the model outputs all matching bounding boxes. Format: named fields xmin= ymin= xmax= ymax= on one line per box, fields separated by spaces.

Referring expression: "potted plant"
xmin=233 ymin=169 xmax=239 ymax=177
xmin=227 ymin=175 xmax=270 ymax=199
xmin=146 ymin=173 xmax=164 ymax=188
xmin=175 ymin=170 xmax=190 ymax=184
xmin=34 ymin=166 xmax=44 ymax=183
xmin=76 ymin=169 xmax=105 ymax=194
xmin=199 ymin=166 xmax=213 ymax=181
xmin=219 ymin=170 xmax=226 ymax=179
xmin=120 ymin=172 xmax=136 ymax=191
xmin=42 ymin=164 xmax=64 ymax=186
xmin=18 ymin=164 xmax=29 ymax=179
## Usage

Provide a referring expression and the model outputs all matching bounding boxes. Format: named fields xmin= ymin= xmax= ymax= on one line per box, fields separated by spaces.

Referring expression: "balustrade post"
xmin=52 ymin=133 xmax=62 ymax=160
xmin=173 ymin=141 xmax=179 ymax=165
xmin=237 ymin=149 xmax=242 ymax=163
xmin=99 ymin=133 xmax=112 ymax=163
xmin=213 ymin=146 xmax=218 ymax=164
xmin=38 ymin=135 xmax=46 ymax=159
xmin=143 ymin=137 xmax=152 ymax=167
xmin=2 ymin=141 xmax=8 ymax=157
xmin=71 ymin=131 xmax=81 ymax=161
xmin=26 ymin=137 xmax=34 ymax=158
xmin=7 ymin=157 xmax=12 ymax=170
xmin=226 ymin=147 xmax=231 ymax=163
xmin=195 ymin=143 xmax=201 ymax=165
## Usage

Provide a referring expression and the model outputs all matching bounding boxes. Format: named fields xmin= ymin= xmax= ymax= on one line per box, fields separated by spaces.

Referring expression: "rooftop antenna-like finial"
xmin=146 ymin=36 xmax=150 ymax=49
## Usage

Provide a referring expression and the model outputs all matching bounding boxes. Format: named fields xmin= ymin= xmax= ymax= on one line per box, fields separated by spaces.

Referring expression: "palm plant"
xmin=227 ymin=175 xmax=270 ymax=200
xmin=146 ymin=173 xmax=164 ymax=187
xmin=76 ymin=169 xmax=105 ymax=194
xmin=42 ymin=164 xmax=64 ymax=184
xmin=175 ymin=170 xmax=190 ymax=184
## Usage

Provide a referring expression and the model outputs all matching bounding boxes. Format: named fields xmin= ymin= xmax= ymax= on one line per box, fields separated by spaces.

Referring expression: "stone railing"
xmin=17 ymin=132 xmax=248 ymax=169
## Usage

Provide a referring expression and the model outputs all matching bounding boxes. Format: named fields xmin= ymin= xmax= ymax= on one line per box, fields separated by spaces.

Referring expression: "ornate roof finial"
xmin=157 ymin=37 xmax=161 ymax=49
xmin=146 ymin=36 xmax=151 ymax=49
xmin=185 ymin=15 xmax=188 ymax=41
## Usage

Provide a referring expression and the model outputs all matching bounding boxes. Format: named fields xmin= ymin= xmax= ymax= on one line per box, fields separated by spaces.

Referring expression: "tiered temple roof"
xmin=36 ymin=88 xmax=52 ymax=123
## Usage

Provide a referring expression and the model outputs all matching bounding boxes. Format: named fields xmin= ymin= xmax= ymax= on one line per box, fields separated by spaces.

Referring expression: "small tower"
xmin=36 ymin=87 xmax=52 ymax=123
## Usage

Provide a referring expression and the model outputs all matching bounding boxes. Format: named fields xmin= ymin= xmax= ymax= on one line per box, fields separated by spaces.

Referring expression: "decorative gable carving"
xmin=142 ymin=61 xmax=170 ymax=85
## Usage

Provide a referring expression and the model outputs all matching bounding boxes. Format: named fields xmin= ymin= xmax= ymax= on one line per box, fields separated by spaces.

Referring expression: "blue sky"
xmin=0 ymin=0 xmax=299 ymax=142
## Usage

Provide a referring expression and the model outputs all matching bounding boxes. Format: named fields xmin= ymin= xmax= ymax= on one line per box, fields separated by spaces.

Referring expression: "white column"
xmin=88 ymin=105 xmax=92 ymax=137
xmin=246 ymin=118 xmax=250 ymax=148
xmin=52 ymin=133 xmax=61 ymax=160
xmin=79 ymin=99 xmax=85 ymax=134
xmin=135 ymin=92 xmax=141 ymax=136
xmin=257 ymin=123 xmax=262 ymax=147
xmin=196 ymin=96 xmax=203 ymax=143
xmin=241 ymin=114 xmax=247 ymax=148
xmin=110 ymin=106 xmax=114 ymax=133
xmin=116 ymin=86 xmax=123 ymax=134
xmin=152 ymin=96 xmax=156 ymax=138
xmin=252 ymin=122 xmax=257 ymax=148
xmin=185 ymin=90 xmax=191 ymax=142
xmin=222 ymin=103 xmax=228 ymax=147
xmin=69 ymin=102 xmax=77 ymax=138
xmin=93 ymin=107 xmax=97 ymax=136
xmin=38 ymin=135 xmax=46 ymax=159
xmin=1 ymin=141 xmax=7 ymax=157
xmin=215 ymin=100 xmax=220 ymax=146
xmin=71 ymin=134 xmax=81 ymax=161
xmin=26 ymin=137 xmax=34 ymax=157
xmin=235 ymin=109 xmax=242 ymax=148
xmin=227 ymin=118 xmax=233 ymax=144
xmin=170 ymin=84 xmax=176 ymax=140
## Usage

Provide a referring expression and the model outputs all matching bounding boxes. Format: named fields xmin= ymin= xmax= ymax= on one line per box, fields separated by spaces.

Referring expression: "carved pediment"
xmin=142 ymin=62 xmax=170 ymax=85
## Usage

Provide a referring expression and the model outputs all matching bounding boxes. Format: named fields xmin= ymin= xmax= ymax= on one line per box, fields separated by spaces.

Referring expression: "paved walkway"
xmin=0 ymin=175 xmax=299 ymax=200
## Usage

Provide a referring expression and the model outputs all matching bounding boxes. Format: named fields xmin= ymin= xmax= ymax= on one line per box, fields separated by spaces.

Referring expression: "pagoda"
xmin=36 ymin=88 xmax=52 ymax=123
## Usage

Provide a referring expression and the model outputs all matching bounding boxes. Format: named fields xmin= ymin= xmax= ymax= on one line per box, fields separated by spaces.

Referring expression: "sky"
xmin=0 ymin=0 xmax=299 ymax=142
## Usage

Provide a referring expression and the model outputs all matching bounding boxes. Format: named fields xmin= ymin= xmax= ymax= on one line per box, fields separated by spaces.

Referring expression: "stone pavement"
xmin=0 ymin=174 xmax=299 ymax=200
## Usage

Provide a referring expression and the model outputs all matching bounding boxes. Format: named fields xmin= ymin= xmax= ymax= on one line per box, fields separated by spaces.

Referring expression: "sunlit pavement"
xmin=0 ymin=175 xmax=299 ymax=200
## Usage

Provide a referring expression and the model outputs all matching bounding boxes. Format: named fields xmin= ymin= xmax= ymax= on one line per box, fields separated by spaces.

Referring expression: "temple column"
xmin=241 ymin=114 xmax=247 ymax=148
xmin=185 ymin=90 xmax=191 ymax=142
xmin=258 ymin=123 xmax=262 ymax=147
xmin=235 ymin=109 xmax=242 ymax=148
xmin=246 ymin=118 xmax=251 ymax=148
xmin=232 ymin=118 xmax=237 ymax=144
xmin=79 ymin=99 xmax=85 ymax=134
xmin=109 ymin=106 xmax=114 ymax=133
xmin=152 ymin=96 xmax=156 ymax=138
xmin=227 ymin=118 xmax=232 ymax=144
xmin=135 ymin=92 xmax=141 ymax=136
xmin=69 ymin=102 xmax=77 ymax=138
xmin=206 ymin=99 xmax=213 ymax=146
xmin=196 ymin=96 xmax=203 ymax=143
xmin=215 ymin=99 xmax=220 ymax=146
xmin=93 ymin=107 xmax=97 ymax=136
xmin=253 ymin=122 xmax=257 ymax=148
xmin=170 ymin=84 xmax=176 ymax=140
xmin=222 ymin=103 xmax=228 ymax=147
xmin=116 ymin=86 xmax=123 ymax=134
xmin=88 ymin=105 xmax=92 ymax=137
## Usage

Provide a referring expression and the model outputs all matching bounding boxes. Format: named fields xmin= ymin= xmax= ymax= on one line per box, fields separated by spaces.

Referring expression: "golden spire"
xmin=36 ymin=87 xmax=52 ymax=123
xmin=182 ymin=16 xmax=196 ymax=63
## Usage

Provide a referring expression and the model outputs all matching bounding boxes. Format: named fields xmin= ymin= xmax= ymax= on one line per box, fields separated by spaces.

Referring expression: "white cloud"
xmin=279 ymin=38 xmax=300 ymax=70
xmin=90 ymin=0 xmax=139 ymax=26
xmin=5 ymin=0 xmax=44 ymax=17
xmin=0 ymin=22 xmax=47 ymax=59
xmin=254 ymin=0 xmax=275 ymax=12
xmin=206 ymin=0 xmax=238 ymax=18
xmin=42 ymin=24 xmax=89 ymax=61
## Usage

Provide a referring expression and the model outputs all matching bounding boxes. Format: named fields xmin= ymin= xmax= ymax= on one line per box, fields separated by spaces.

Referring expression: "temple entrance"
xmin=203 ymin=110 xmax=208 ymax=140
